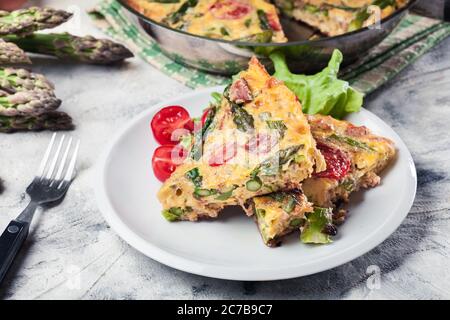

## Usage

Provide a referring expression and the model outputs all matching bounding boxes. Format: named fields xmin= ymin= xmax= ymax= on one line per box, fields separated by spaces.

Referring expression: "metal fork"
xmin=0 ymin=133 xmax=79 ymax=284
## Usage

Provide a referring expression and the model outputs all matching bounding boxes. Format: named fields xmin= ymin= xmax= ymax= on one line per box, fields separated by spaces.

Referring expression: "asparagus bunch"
xmin=0 ymin=7 xmax=72 ymax=36
xmin=0 ymin=111 xmax=73 ymax=133
xmin=0 ymin=5 xmax=135 ymax=134
xmin=0 ymin=7 xmax=133 ymax=64
xmin=0 ymin=39 xmax=30 ymax=64
xmin=4 ymin=33 xmax=134 ymax=64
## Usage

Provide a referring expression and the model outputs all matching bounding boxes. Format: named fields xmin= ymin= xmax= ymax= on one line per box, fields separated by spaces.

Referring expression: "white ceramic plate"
xmin=95 ymin=86 xmax=417 ymax=281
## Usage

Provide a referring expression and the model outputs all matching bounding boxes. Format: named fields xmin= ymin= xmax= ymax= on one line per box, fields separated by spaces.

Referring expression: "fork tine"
xmin=63 ymin=139 xmax=80 ymax=182
xmin=54 ymin=137 xmax=73 ymax=181
xmin=37 ymin=133 xmax=56 ymax=178
xmin=45 ymin=135 xmax=65 ymax=180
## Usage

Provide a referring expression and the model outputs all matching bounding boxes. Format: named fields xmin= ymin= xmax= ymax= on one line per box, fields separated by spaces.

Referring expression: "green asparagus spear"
xmin=0 ymin=66 xmax=55 ymax=94
xmin=0 ymin=89 xmax=61 ymax=116
xmin=0 ymin=39 xmax=30 ymax=64
xmin=257 ymin=10 xmax=271 ymax=31
xmin=163 ymin=0 xmax=198 ymax=25
xmin=0 ymin=7 xmax=72 ymax=36
xmin=231 ymin=102 xmax=254 ymax=132
xmin=4 ymin=33 xmax=134 ymax=64
xmin=0 ymin=66 xmax=61 ymax=116
xmin=238 ymin=30 xmax=273 ymax=43
xmin=251 ymin=145 xmax=303 ymax=176
xmin=0 ymin=111 xmax=73 ymax=133
xmin=0 ymin=66 xmax=69 ymax=130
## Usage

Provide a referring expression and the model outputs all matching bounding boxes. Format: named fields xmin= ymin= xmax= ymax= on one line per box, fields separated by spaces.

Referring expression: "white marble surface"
xmin=1 ymin=0 xmax=450 ymax=300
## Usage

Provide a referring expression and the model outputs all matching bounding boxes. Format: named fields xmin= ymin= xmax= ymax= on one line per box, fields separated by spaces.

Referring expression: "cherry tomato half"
xmin=313 ymin=143 xmax=351 ymax=180
xmin=209 ymin=0 xmax=251 ymax=20
xmin=152 ymin=145 xmax=188 ymax=182
xmin=267 ymin=13 xmax=282 ymax=31
xmin=208 ymin=142 xmax=238 ymax=167
xmin=151 ymin=106 xmax=194 ymax=145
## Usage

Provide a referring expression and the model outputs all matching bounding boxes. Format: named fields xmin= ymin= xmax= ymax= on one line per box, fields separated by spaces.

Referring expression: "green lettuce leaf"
xmin=300 ymin=207 xmax=333 ymax=244
xmin=270 ymin=49 xmax=363 ymax=119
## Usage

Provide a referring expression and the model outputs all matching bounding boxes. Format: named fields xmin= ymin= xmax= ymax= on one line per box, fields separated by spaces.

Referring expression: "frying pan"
xmin=118 ymin=0 xmax=419 ymax=74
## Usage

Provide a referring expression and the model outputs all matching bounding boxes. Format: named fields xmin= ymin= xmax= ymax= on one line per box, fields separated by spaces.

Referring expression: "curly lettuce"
xmin=270 ymin=49 xmax=363 ymax=119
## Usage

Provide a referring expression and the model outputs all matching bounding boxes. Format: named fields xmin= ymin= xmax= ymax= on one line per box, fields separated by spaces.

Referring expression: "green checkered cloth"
xmin=89 ymin=0 xmax=450 ymax=94
xmin=341 ymin=14 xmax=450 ymax=94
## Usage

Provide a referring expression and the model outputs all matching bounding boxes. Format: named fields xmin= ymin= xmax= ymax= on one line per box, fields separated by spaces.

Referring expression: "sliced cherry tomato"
xmin=267 ymin=13 xmax=282 ymax=31
xmin=313 ymin=142 xmax=351 ymax=180
xmin=201 ymin=108 xmax=211 ymax=127
xmin=245 ymin=133 xmax=277 ymax=155
xmin=151 ymin=106 xmax=194 ymax=145
xmin=209 ymin=0 xmax=251 ymax=20
xmin=208 ymin=142 xmax=238 ymax=167
xmin=152 ymin=145 xmax=187 ymax=182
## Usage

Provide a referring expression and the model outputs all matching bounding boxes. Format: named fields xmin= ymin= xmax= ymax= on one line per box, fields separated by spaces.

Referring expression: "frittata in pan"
xmin=157 ymin=57 xmax=325 ymax=221
xmin=275 ymin=0 xmax=408 ymax=36
xmin=127 ymin=0 xmax=287 ymax=42
xmin=127 ymin=0 xmax=408 ymax=41
xmin=247 ymin=114 xmax=396 ymax=246
xmin=126 ymin=0 xmax=184 ymax=23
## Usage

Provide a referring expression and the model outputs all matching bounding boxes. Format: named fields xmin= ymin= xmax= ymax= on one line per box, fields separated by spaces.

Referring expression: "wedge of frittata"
xmin=158 ymin=57 xmax=325 ymax=221
xmin=245 ymin=114 xmax=396 ymax=246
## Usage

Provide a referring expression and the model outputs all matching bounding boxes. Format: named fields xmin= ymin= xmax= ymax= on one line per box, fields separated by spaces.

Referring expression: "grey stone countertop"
xmin=1 ymin=0 xmax=450 ymax=300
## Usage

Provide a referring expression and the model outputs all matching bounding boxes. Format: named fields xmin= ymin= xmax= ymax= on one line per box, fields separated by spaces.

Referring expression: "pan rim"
xmin=117 ymin=0 xmax=418 ymax=47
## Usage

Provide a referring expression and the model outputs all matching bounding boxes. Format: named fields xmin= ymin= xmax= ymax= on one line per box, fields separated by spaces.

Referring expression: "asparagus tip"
xmin=0 ymin=39 xmax=31 ymax=64
xmin=0 ymin=111 xmax=74 ymax=133
xmin=0 ymin=6 xmax=73 ymax=36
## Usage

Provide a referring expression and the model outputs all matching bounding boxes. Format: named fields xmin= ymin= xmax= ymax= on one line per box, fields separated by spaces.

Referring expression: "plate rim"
xmin=94 ymin=86 xmax=417 ymax=281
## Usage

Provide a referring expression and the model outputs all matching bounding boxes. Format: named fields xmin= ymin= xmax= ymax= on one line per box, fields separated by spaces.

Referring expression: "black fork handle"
xmin=0 ymin=220 xmax=29 ymax=284
xmin=0 ymin=201 xmax=38 ymax=285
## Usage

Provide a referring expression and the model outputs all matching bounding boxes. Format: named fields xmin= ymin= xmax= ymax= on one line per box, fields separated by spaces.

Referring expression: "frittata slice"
xmin=246 ymin=114 xmax=396 ymax=246
xmin=275 ymin=0 xmax=408 ymax=36
xmin=158 ymin=57 xmax=325 ymax=221
xmin=246 ymin=189 xmax=314 ymax=246
xmin=302 ymin=114 xmax=395 ymax=213
xmin=126 ymin=0 xmax=287 ymax=42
